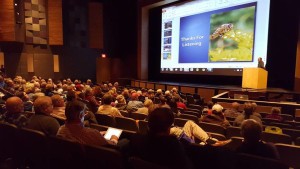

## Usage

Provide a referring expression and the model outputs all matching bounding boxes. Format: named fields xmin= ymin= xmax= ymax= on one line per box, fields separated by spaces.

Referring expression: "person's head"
xmin=251 ymin=102 xmax=257 ymax=111
xmin=156 ymin=89 xmax=162 ymax=94
xmin=65 ymin=100 xmax=86 ymax=123
xmin=241 ymin=119 xmax=262 ymax=143
xmin=212 ymin=104 xmax=223 ymax=114
xmin=144 ymin=99 xmax=153 ymax=108
xmin=258 ymin=57 xmax=262 ymax=62
xmin=102 ymin=93 xmax=113 ymax=105
xmin=51 ymin=94 xmax=65 ymax=107
xmin=232 ymin=102 xmax=240 ymax=111
xmin=148 ymin=107 xmax=174 ymax=135
xmin=16 ymin=91 xmax=29 ymax=101
xmin=207 ymin=101 xmax=214 ymax=109
xmin=131 ymin=92 xmax=139 ymax=101
xmin=116 ymin=95 xmax=126 ymax=104
xmin=271 ymin=107 xmax=281 ymax=115
xmin=243 ymin=102 xmax=254 ymax=118
xmin=6 ymin=96 xmax=24 ymax=113
xmin=66 ymin=90 xmax=77 ymax=102
xmin=33 ymin=96 xmax=53 ymax=115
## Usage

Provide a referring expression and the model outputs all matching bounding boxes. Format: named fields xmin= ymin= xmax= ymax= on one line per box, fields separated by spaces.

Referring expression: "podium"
xmin=242 ymin=68 xmax=268 ymax=89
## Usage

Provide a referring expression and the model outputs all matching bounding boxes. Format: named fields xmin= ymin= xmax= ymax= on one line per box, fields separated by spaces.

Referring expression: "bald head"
xmin=6 ymin=97 xmax=24 ymax=113
xmin=34 ymin=96 xmax=53 ymax=115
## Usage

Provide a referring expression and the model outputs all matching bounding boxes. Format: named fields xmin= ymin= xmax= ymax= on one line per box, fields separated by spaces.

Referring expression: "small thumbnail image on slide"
xmin=162 ymin=53 xmax=171 ymax=60
xmin=164 ymin=37 xmax=172 ymax=44
xmin=164 ymin=30 xmax=172 ymax=37
xmin=163 ymin=45 xmax=171 ymax=52
xmin=209 ymin=4 xmax=256 ymax=62
xmin=164 ymin=21 xmax=172 ymax=29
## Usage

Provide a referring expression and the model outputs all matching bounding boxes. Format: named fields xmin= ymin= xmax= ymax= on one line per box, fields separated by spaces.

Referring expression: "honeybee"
xmin=210 ymin=23 xmax=234 ymax=40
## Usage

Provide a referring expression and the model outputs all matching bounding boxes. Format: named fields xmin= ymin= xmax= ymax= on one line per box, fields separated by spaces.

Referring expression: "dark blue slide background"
xmin=179 ymin=13 xmax=210 ymax=63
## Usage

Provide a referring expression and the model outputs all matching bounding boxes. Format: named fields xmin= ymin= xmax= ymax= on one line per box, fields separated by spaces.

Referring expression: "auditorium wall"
xmin=295 ymin=18 xmax=300 ymax=92
xmin=0 ymin=0 xmax=139 ymax=82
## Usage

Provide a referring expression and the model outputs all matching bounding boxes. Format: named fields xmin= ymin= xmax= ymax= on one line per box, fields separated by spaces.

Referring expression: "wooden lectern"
xmin=242 ymin=68 xmax=268 ymax=89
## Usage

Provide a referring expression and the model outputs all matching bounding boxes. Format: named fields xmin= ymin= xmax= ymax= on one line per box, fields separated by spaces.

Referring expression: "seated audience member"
xmin=250 ymin=102 xmax=262 ymax=119
xmin=0 ymin=97 xmax=29 ymax=127
xmin=224 ymin=102 xmax=241 ymax=118
xmin=16 ymin=91 xmax=33 ymax=112
xmin=26 ymin=96 xmax=60 ymax=136
xmin=164 ymin=90 xmax=172 ymax=102
xmin=130 ymin=107 xmax=194 ymax=169
xmin=136 ymin=99 xmax=154 ymax=116
xmin=126 ymin=92 xmax=144 ymax=113
xmin=115 ymin=95 xmax=127 ymax=111
xmin=57 ymin=100 xmax=118 ymax=146
xmin=155 ymin=89 xmax=163 ymax=98
xmin=171 ymin=119 xmax=231 ymax=146
xmin=234 ymin=102 xmax=262 ymax=127
xmin=202 ymin=101 xmax=214 ymax=115
xmin=97 ymin=94 xmax=122 ymax=117
xmin=51 ymin=94 xmax=66 ymax=120
xmin=174 ymin=96 xmax=187 ymax=110
xmin=265 ymin=107 xmax=283 ymax=122
xmin=201 ymin=104 xmax=231 ymax=129
xmin=236 ymin=119 xmax=280 ymax=159
xmin=85 ymin=88 xmax=100 ymax=113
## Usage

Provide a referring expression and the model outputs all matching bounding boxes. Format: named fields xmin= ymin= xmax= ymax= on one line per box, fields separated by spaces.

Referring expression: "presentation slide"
xmin=160 ymin=0 xmax=270 ymax=76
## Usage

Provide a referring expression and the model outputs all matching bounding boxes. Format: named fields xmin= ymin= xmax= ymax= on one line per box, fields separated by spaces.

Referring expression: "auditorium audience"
xmin=224 ymin=102 xmax=241 ymax=118
xmin=97 ymin=93 xmax=123 ymax=117
xmin=115 ymin=95 xmax=127 ymax=111
xmin=265 ymin=107 xmax=283 ymax=122
xmin=26 ymin=96 xmax=60 ymax=136
xmin=0 ymin=96 xmax=29 ymax=127
xmin=50 ymin=94 xmax=66 ymax=120
xmin=234 ymin=102 xmax=262 ymax=127
xmin=130 ymin=107 xmax=194 ymax=169
xmin=126 ymin=92 xmax=144 ymax=113
xmin=57 ymin=100 xmax=118 ymax=146
xmin=15 ymin=91 xmax=33 ymax=112
xmin=201 ymin=104 xmax=231 ymax=129
xmin=236 ymin=119 xmax=280 ymax=159
xmin=136 ymin=99 xmax=154 ymax=116
xmin=202 ymin=101 xmax=213 ymax=115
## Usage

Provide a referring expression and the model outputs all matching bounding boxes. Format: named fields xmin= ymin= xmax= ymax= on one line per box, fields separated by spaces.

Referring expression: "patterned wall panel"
xmin=24 ymin=0 xmax=47 ymax=45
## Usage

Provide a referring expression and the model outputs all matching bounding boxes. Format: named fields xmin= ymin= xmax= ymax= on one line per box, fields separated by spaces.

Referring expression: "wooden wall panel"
xmin=140 ymin=82 xmax=146 ymax=88
xmin=146 ymin=83 xmax=154 ymax=89
xmin=0 ymin=0 xmax=15 ymax=41
xmin=88 ymin=2 xmax=103 ymax=49
xmin=167 ymin=85 xmax=178 ymax=91
xmin=198 ymin=88 xmax=215 ymax=102
xmin=180 ymin=86 xmax=195 ymax=94
xmin=48 ymin=0 xmax=63 ymax=45
xmin=134 ymin=81 xmax=140 ymax=87
xmin=155 ymin=84 xmax=165 ymax=90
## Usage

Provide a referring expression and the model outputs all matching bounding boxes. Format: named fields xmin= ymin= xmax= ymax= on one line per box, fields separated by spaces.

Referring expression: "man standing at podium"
xmin=257 ymin=57 xmax=265 ymax=69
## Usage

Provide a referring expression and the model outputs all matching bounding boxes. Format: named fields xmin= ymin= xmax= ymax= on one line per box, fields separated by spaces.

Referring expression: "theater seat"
xmin=275 ymin=143 xmax=300 ymax=169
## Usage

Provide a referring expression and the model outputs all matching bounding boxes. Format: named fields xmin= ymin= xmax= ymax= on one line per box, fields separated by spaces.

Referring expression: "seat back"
xmin=129 ymin=156 xmax=167 ymax=169
xmin=0 ymin=122 xmax=17 ymax=159
xmin=179 ymin=114 xmax=199 ymax=123
xmin=280 ymin=114 xmax=294 ymax=121
xmin=138 ymin=120 xmax=148 ymax=135
xmin=47 ymin=136 xmax=85 ymax=169
xmin=295 ymin=137 xmax=300 ymax=146
xmin=282 ymin=128 xmax=300 ymax=142
xmin=262 ymin=132 xmax=292 ymax=144
xmin=235 ymin=153 xmax=288 ymax=169
xmin=85 ymin=144 xmax=123 ymax=169
xmin=119 ymin=110 xmax=129 ymax=117
xmin=226 ymin=126 xmax=242 ymax=139
xmin=174 ymin=118 xmax=188 ymax=127
xmin=207 ymin=132 xmax=226 ymax=141
xmin=131 ymin=112 xmax=148 ymax=120
xmin=95 ymin=114 xmax=116 ymax=127
xmin=268 ymin=122 xmax=293 ymax=129
xmin=183 ymin=110 xmax=200 ymax=118
xmin=225 ymin=136 xmax=244 ymax=151
xmin=17 ymin=127 xmax=48 ymax=169
xmin=187 ymin=104 xmax=202 ymax=111
xmin=199 ymin=122 xmax=226 ymax=136
xmin=275 ymin=143 xmax=300 ymax=169
xmin=115 ymin=116 xmax=139 ymax=132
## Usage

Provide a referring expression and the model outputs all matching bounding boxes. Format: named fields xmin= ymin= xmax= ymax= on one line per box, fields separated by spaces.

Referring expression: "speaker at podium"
xmin=242 ymin=67 xmax=268 ymax=89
